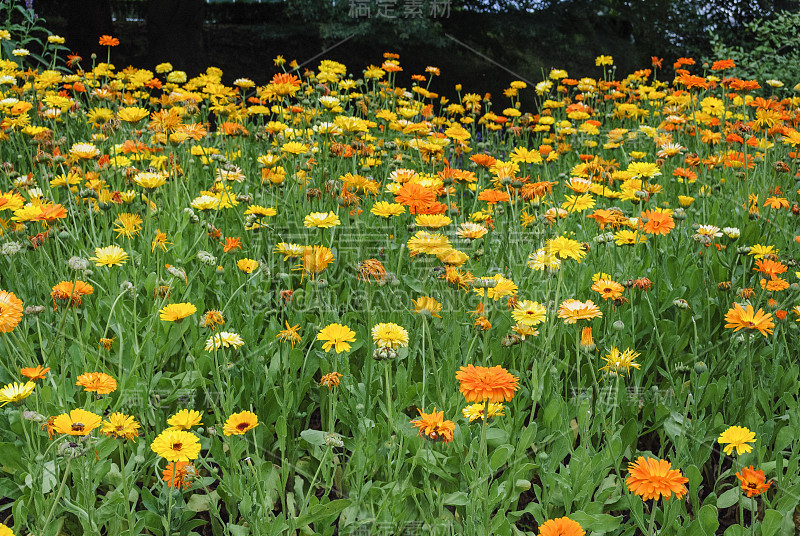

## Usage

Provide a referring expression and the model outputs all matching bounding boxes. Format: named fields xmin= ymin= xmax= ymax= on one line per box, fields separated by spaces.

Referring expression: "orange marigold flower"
xmin=736 ymin=466 xmax=772 ymax=497
xmin=162 ymin=461 xmax=195 ymax=490
xmin=0 ymin=290 xmax=23 ymax=333
xmin=410 ymin=407 xmax=455 ymax=444
xmin=394 ymin=183 xmax=436 ymax=214
xmin=724 ymin=303 xmax=774 ymax=337
xmin=477 ymin=189 xmax=510 ymax=205
xmin=51 ymin=280 xmax=94 ymax=310
xmin=455 ymin=364 xmax=519 ymax=403
xmin=76 ymin=372 xmax=117 ymax=394
xmin=591 ymin=279 xmax=624 ymax=300
xmin=98 ymin=35 xmax=119 ymax=46
xmin=223 ymin=237 xmax=242 ymax=253
xmin=21 ymin=365 xmax=50 ymax=381
xmin=640 ymin=209 xmax=675 ymax=236
xmin=625 ymin=456 xmax=688 ymax=501
xmin=538 ymin=517 xmax=586 ymax=536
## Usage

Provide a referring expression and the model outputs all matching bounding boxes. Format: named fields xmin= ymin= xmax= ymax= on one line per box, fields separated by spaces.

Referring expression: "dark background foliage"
xmin=30 ymin=0 xmax=800 ymax=103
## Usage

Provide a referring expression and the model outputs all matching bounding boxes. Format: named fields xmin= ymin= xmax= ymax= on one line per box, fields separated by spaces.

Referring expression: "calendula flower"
xmin=205 ymin=331 xmax=245 ymax=351
xmin=718 ymin=426 xmax=756 ymax=455
xmin=0 ymin=291 xmax=23 ymax=333
xmin=736 ymin=466 xmax=771 ymax=497
xmin=102 ymin=412 xmax=140 ymax=441
xmin=0 ymin=522 xmax=15 ymax=536
xmin=276 ymin=322 xmax=302 ymax=347
xmin=599 ymin=347 xmax=641 ymax=377
xmin=557 ymin=299 xmax=602 ymax=324
xmin=511 ymin=300 xmax=546 ymax=326
xmin=151 ymin=229 xmax=171 ymax=252
xmin=456 ymin=364 xmax=520 ymax=403
xmin=462 ymin=402 xmax=505 ymax=422
xmin=591 ymin=279 xmax=624 ymax=301
xmin=411 ymin=296 xmax=443 ymax=318
xmin=318 ymin=323 xmax=356 ymax=353
xmin=724 ymin=303 xmax=774 ymax=337
xmin=625 ymin=456 xmax=688 ymax=501
xmin=151 ymin=429 xmax=201 ymax=461
xmin=236 ymin=258 xmax=259 ymax=273
xmin=167 ymin=409 xmax=203 ymax=431
xmin=90 ymin=245 xmax=129 ymax=267
xmin=538 ymin=517 xmax=585 ymax=536
xmin=304 ymin=211 xmax=341 ymax=228
xmin=0 ymin=381 xmax=35 ymax=406
xmin=545 ymin=236 xmax=587 ymax=262
xmin=51 ymin=280 xmax=93 ymax=310
xmin=319 ymin=372 xmax=343 ymax=389
xmin=159 ymin=302 xmax=197 ymax=322
xmin=294 ymin=245 xmax=335 ymax=279
xmin=371 ymin=322 xmax=409 ymax=349
xmin=76 ymin=372 xmax=117 ymax=394
xmin=20 ymin=365 xmax=49 ymax=381
xmin=52 ymin=408 xmax=103 ymax=436
xmin=223 ymin=410 xmax=259 ymax=436
xmin=162 ymin=461 xmax=195 ymax=490
xmin=410 ymin=407 xmax=455 ymax=443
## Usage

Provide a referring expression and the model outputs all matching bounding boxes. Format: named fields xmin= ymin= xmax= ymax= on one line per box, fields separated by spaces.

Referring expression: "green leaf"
xmin=569 ymin=511 xmax=622 ymax=534
xmin=293 ymin=499 xmax=351 ymax=529
xmin=490 ymin=444 xmax=514 ymax=471
xmin=759 ymin=509 xmax=783 ymax=536
xmin=717 ymin=487 xmax=740 ymax=509
xmin=698 ymin=504 xmax=719 ymax=535
xmin=442 ymin=491 xmax=469 ymax=505
xmin=299 ymin=429 xmax=327 ymax=446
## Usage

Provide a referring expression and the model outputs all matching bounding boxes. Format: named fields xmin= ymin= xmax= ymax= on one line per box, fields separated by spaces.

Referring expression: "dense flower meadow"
xmin=0 ymin=28 xmax=799 ymax=536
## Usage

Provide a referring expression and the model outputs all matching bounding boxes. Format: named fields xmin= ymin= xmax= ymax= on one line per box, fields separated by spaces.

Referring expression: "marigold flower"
xmin=371 ymin=322 xmax=409 ymax=349
xmin=76 ymin=372 xmax=117 ymax=394
xmin=318 ymin=323 xmax=356 ymax=354
xmin=159 ymin=302 xmax=197 ymax=322
xmin=102 ymin=412 xmax=140 ymax=441
xmin=411 ymin=296 xmax=443 ymax=318
xmin=293 ymin=245 xmax=335 ymax=280
xmin=410 ymin=407 xmax=455 ymax=443
xmin=538 ymin=517 xmax=585 ymax=536
xmin=718 ymin=425 xmax=756 ymax=455
xmin=599 ymin=347 xmax=641 ymax=377
xmin=511 ymin=300 xmax=546 ymax=326
xmin=591 ymin=279 xmax=624 ymax=300
xmin=462 ymin=402 xmax=505 ymax=423
xmin=167 ymin=409 xmax=203 ymax=431
xmin=277 ymin=322 xmax=302 ymax=347
xmin=625 ymin=456 xmax=688 ymax=501
xmin=736 ymin=466 xmax=771 ymax=497
xmin=90 ymin=245 xmax=129 ymax=267
xmin=51 ymin=280 xmax=93 ymax=310
xmin=223 ymin=410 xmax=259 ymax=436
xmin=162 ymin=461 xmax=195 ymax=490
xmin=319 ymin=372 xmax=343 ymax=389
xmin=724 ymin=303 xmax=774 ymax=337
xmin=151 ymin=429 xmax=201 ymax=461
xmin=0 ymin=290 xmax=24 ymax=333
xmin=20 ymin=365 xmax=49 ymax=381
xmin=236 ymin=258 xmax=259 ymax=274
xmin=98 ymin=35 xmax=119 ymax=46
xmin=456 ymin=364 xmax=519 ymax=403
xmin=557 ymin=299 xmax=602 ymax=324
xmin=52 ymin=408 xmax=103 ymax=436
xmin=205 ymin=331 xmax=245 ymax=351
xmin=0 ymin=381 xmax=35 ymax=406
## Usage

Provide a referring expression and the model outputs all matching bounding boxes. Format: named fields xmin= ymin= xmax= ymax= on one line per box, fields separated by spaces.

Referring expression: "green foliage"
xmin=706 ymin=10 xmax=800 ymax=88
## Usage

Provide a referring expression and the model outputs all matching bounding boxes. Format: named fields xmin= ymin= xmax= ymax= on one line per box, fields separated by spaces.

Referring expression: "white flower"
xmin=205 ymin=332 xmax=245 ymax=351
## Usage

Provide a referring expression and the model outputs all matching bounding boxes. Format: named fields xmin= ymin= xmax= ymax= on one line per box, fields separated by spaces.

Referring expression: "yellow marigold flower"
xmin=223 ymin=411 xmax=259 ymax=436
xmin=411 ymin=296 xmax=443 ymax=318
xmin=159 ymin=302 xmax=197 ymax=322
xmin=371 ymin=322 xmax=409 ymax=349
xmin=52 ymin=408 xmax=102 ymax=436
xmin=462 ymin=402 xmax=505 ymax=422
xmin=236 ymin=258 xmax=259 ymax=273
xmin=304 ymin=211 xmax=341 ymax=229
xmin=117 ymin=106 xmax=149 ymax=123
xmin=317 ymin=323 xmax=356 ymax=354
xmin=150 ymin=429 xmax=201 ymax=461
xmin=89 ymin=245 xmax=129 ymax=267
xmin=167 ymin=409 xmax=203 ymax=431
xmin=718 ymin=425 xmax=756 ymax=455
xmin=102 ymin=412 xmax=140 ymax=441
xmin=0 ymin=381 xmax=35 ymax=406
